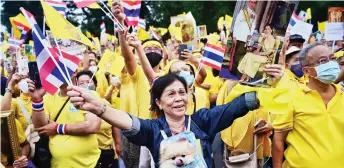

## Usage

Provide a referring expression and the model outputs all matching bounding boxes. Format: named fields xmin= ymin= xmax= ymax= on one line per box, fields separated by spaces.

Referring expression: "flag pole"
xmin=53 ymin=37 xmax=73 ymax=84
xmin=190 ymin=62 xmax=204 ymax=89
xmin=43 ymin=16 xmax=46 ymax=36
xmin=98 ymin=1 xmax=125 ymax=30
xmin=20 ymin=7 xmax=71 ymax=86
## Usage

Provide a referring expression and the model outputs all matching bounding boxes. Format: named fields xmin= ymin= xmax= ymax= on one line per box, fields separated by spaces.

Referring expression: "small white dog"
xmin=159 ymin=139 xmax=197 ymax=168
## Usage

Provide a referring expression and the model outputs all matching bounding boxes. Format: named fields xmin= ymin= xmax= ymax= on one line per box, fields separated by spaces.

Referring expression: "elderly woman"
xmin=65 ymin=74 xmax=260 ymax=167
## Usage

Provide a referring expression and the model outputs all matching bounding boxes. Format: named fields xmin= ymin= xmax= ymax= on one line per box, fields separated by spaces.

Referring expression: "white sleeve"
xmin=233 ymin=10 xmax=243 ymax=38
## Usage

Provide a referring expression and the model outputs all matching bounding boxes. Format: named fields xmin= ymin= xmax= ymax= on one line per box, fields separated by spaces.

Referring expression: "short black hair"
xmin=75 ymin=70 xmax=98 ymax=87
xmin=150 ymin=74 xmax=188 ymax=116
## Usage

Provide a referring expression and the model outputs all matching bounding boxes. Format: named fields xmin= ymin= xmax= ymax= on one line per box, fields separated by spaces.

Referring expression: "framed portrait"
xmin=328 ymin=7 xmax=344 ymax=23
xmin=197 ymin=25 xmax=207 ymax=38
xmin=1 ymin=110 xmax=21 ymax=167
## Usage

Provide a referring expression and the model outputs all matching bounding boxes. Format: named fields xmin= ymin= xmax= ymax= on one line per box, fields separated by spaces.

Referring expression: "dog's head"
xmin=160 ymin=139 xmax=196 ymax=167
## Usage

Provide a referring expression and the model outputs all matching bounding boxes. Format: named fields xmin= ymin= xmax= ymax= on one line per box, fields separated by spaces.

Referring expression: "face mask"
xmin=146 ymin=52 xmax=163 ymax=68
xmin=89 ymin=66 xmax=98 ymax=73
xmin=290 ymin=63 xmax=304 ymax=78
xmin=81 ymin=85 xmax=96 ymax=91
xmin=178 ymin=71 xmax=195 ymax=86
xmin=313 ymin=61 xmax=340 ymax=84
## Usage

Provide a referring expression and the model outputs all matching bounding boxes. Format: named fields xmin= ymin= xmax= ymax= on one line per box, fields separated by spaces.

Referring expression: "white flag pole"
xmin=98 ymin=1 xmax=125 ymax=30
xmin=43 ymin=16 xmax=46 ymax=36
xmin=53 ymin=37 xmax=73 ymax=84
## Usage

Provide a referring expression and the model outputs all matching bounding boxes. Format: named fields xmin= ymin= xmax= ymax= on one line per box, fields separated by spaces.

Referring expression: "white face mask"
xmin=89 ymin=66 xmax=98 ymax=73
xmin=111 ymin=76 xmax=121 ymax=84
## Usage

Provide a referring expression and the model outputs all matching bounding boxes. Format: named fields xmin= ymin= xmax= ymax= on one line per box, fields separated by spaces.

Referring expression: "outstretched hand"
xmin=126 ymin=34 xmax=141 ymax=48
xmin=67 ymin=85 xmax=101 ymax=115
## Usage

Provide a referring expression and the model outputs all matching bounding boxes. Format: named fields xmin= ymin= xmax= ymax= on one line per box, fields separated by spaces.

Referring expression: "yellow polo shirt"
xmin=273 ymin=84 xmax=344 ymax=168
xmin=44 ymin=93 xmax=100 ymax=168
xmin=130 ymin=66 xmax=152 ymax=119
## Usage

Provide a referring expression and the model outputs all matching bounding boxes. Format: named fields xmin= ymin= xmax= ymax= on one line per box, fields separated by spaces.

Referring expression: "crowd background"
xmin=0 ymin=0 xmax=344 ymax=168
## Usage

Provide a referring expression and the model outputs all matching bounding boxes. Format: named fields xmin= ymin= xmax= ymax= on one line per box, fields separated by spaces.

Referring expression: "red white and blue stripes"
xmin=32 ymin=99 xmax=44 ymax=111
xmin=201 ymin=44 xmax=225 ymax=70
xmin=45 ymin=0 xmax=67 ymax=17
xmin=122 ymin=0 xmax=141 ymax=26
xmin=138 ymin=18 xmax=146 ymax=29
xmin=8 ymin=37 xmax=23 ymax=48
xmin=56 ymin=124 xmax=67 ymax=134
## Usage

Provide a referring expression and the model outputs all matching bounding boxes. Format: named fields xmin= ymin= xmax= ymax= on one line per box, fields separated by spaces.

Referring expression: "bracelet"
xmin=32 ymin=99 xmax=44 ymax=111
xmin=56 ymin=124 xmax=67 ymax=134
xmin=5 ymin=88 xmax=14 ymax=94
xmin=97 ymin=103 xmax=107 ymax=117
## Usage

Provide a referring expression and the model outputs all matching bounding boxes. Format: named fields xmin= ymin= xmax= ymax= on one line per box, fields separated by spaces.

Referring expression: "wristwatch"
xmin=5 ymin=88 xmax=14 ymax=94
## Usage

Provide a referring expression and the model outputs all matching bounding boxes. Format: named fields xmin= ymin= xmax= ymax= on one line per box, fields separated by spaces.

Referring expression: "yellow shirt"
xmin=15 ymin=119 xmax=26 ymax=144
xmin=186 ymin=88 xmax=210 ymax=115
xmin=0 ymin=96 xmax=28 ymax=131
xmin=18 ymin=94 xmax=32 ymax=115
xmin=105 ymin=86 xmax=121 ymax=109
xmin=273 ymin=84 xmax=344 ymax=168
xmin=220 ymin=84 xmax=271 ymax=159
xmin=209 ymin=76 xmax=224 ymax=95
xmin=119 ymin=71 xmax=138 ymax=116
xmin=97 ymin=120 xmax=113 ymax=150
xmin=44 ymin=93 xmax=100 ymax=168
xmin=130 ymin=66 xmax=152 ymax=119
xmin=96 ymin=71 xmax=109 ymax=98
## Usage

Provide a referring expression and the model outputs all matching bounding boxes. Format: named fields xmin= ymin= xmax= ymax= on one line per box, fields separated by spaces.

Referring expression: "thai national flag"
xmin=201 ymin=43 xmax=225 ymax=70
xmin=100 ymin=22 xmax=106 ymax=33
xmin=72 ymin=0 xmax=97 ymax=8
xmin=122 ymin=0 xmax=141 ymax=26
xmin=21 ymin=8 xmax=79 ymax=95
xmin=138 ymin=18 xmax=146 ymax=29
xmin=8 ymin=37 xmax=23 ymax=48
xmin=45 ymin=0 xmax=67 ymax=16
xmin=287 ymin=12 xmax=300 ymax=33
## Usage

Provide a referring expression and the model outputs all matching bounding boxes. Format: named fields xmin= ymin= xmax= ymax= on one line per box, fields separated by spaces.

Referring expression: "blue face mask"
xmin=178 ymin=71 xmax=195 ymax=86
xmin=290 ymin=63 xmax=304 ymax=78
xmin=313 ymin=61 xmax=340 ymax=84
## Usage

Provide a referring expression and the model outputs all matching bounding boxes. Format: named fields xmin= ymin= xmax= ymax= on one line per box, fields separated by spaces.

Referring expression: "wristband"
xmin=32 ymin=99 xmax=44 ymax=111
xmin=97 ymin=103 xmax=107 ymax=117
xmin=56 ymin=124 xmax=67 ymax=134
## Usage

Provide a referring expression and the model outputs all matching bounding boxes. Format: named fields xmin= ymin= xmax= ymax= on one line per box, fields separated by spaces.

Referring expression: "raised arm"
xmin=27 ymin=79 xmax=48 ymax=128
xmin=1 ymin=73 xmax=24 ymax=111
xmin=127 ymin=34 xmax=157 ymax=82
xmin=193 ymin=91 xmax=259 ymax=137
xmin=182 ymin=49 xmax=207 ymax=85
xmin=82 ymin=52 xmax=90 ymax=70
xmin=113 ymin=2 xmax=137 ymax=76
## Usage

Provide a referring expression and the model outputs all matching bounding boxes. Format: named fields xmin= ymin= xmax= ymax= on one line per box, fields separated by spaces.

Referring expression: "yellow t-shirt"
xmin=130 ymin=66 xmax=152 ymax=119
xmin=119 ymin=70 xmax=138 ymax=116
xmin=105 ymin=86 xmax=121 ymax=109
xmin=220 ymin=84 xmax=271 ymax=159
xmin=97 ymin=119 xmax=113 ymax=150
xmin=18 ymin=94 xmax=32 ymax=116
xmin=15 ymin=119 xmax=26 ymax=144
xmin=44 ymin=93 xmax=100 ymax=168
xmin=186 ymin=88 xmax=210 ymax=115
xmin=0 ymin=96 xmax=28 ymax=131
xmin=96 ymin=71 xmax=109 ymax=98
xmin=209 ymin=76 xmax=224 ymax=95
xmin=273 ymin=84 xmax=344 ymax=168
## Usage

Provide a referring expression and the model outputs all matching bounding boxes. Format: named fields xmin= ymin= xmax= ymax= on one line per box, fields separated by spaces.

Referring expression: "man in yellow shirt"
xmin=272 ymin=43 xmax=344 ymax=168
xmin=30 ymin=81 xmax=101 ymax=168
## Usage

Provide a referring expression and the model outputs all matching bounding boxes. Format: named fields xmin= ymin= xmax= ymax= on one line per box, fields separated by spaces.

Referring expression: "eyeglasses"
xmin=304 ymin=56 xmax=337 ymax=67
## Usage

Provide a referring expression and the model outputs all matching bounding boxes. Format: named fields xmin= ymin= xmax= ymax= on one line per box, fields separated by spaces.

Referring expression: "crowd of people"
xmin=1 ymin=1 xmax=344 ymax=168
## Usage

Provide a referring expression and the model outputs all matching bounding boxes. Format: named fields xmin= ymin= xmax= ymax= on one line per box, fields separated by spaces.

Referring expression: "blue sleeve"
xmin=192 ymin=92 xmax=259 ymax=137
xmin=121 ymin=115 xmax=154 ymax=147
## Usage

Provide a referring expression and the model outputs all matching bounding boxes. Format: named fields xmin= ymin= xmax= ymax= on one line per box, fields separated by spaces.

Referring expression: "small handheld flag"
xmin=122 ymin=0 xmax=142 ymax=26
xmin=201 ymin=44 xmax=225 ymax=70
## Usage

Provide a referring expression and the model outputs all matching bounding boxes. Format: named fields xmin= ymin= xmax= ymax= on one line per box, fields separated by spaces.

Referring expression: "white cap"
xmin=286 ymin=46 xmax=301 ymax=57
